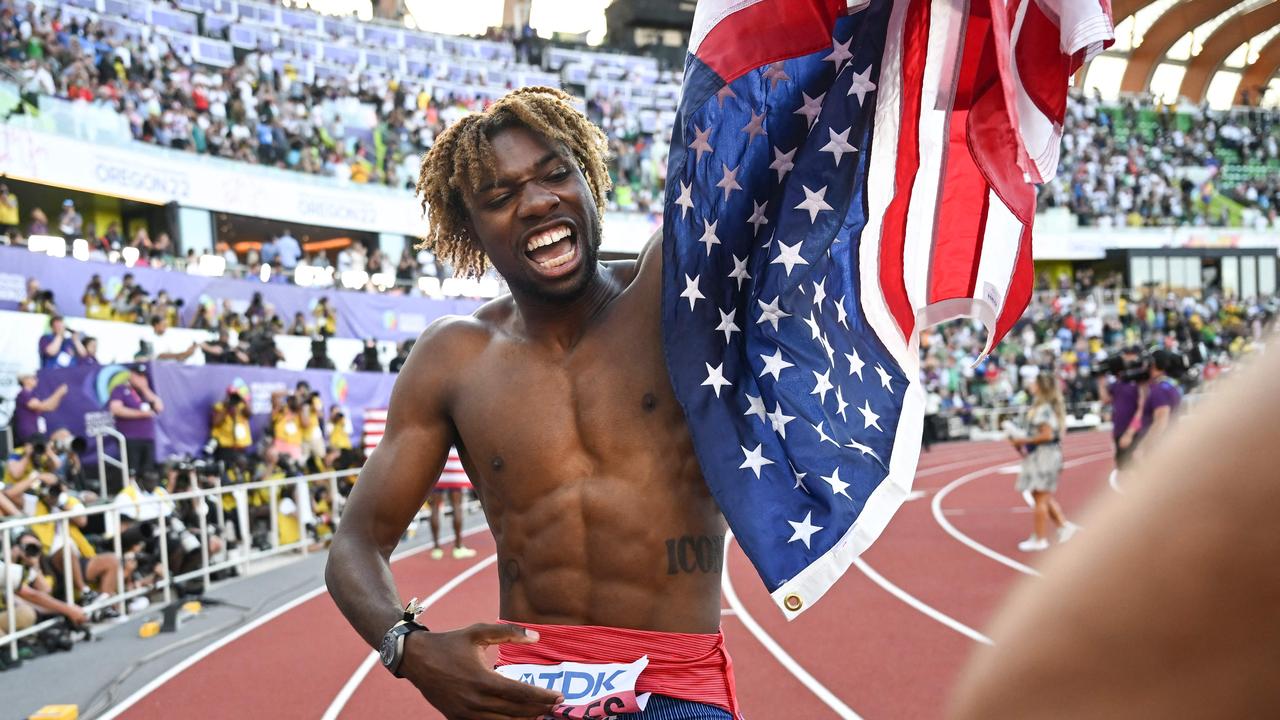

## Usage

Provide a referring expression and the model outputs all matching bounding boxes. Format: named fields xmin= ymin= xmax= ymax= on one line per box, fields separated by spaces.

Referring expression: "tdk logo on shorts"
xmin=518 ymin=669 xmax=626 ymax=698
xmin=496 ymin=656 xmax=652 ymax=719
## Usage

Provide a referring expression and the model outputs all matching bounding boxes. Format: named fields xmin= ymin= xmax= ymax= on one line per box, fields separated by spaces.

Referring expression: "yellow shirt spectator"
xmin=29 ymin=495 xmax=96 ymax=558
xmin=211 ymin=401 xmax=253 ymax=450
xmin=0 ymin=193 xmax=18 ymax=226
xmin=273 ymin=410 xmax=303 ymax=446
xmin=277 ymin=486 xmax=303 ymax=545
xmin=83 ymin=291 xmax=112 ymax=320
xmin=329 ymin=419 xmax=352 ymax=451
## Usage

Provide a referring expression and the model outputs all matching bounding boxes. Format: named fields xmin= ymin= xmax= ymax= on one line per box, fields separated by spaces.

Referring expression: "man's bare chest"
xmin=449 ymin=319 xmax=689 ymax=472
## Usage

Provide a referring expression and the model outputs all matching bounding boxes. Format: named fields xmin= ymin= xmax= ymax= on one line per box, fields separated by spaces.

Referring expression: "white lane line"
xmin=851 ymin=557 xmax=992 ymax=645
xmin=916 ymin=454 xmax=1007 ymax=479
xmin=721 ymin=532 xmax=862 ymax=720
xmin=101 ymin=523 xmax=490 ymax=720
xmin=931 ymin=451 xmax=1114 ymax=577
xmin=321 ymin=553 xmax=499 ymax=720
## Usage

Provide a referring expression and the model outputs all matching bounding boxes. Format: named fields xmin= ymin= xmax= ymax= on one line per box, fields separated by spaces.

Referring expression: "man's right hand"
xmin=401 ymin=623 xmax=562 ymax=720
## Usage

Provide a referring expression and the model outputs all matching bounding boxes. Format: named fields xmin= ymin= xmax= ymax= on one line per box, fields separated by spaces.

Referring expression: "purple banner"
xmin=37 ymin=361 xmax=398 ymax=461
xmin=0 ymin=247 xmax=480 ymax=342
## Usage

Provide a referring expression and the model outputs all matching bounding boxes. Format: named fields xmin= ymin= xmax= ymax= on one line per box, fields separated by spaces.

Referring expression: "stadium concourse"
xmin=2 ymin=432 xmax=1116 ymax=719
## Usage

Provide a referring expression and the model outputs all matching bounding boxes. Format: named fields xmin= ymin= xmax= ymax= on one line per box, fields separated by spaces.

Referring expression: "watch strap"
xmin=386 ymin=619 xmax=428 ymax=678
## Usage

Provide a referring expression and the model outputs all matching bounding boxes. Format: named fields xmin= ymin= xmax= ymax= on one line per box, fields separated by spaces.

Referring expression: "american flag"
xmin=662 ymin=0 xmax=1113 ymax=617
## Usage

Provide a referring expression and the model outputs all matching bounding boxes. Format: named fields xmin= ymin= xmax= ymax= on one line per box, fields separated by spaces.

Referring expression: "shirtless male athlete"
xmin=326 ymin=87 xmax=739 ymax=720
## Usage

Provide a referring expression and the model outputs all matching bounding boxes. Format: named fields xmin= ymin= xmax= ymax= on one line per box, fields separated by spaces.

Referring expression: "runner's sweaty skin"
xmin=327 ymin=124 xmax=726 ymax=638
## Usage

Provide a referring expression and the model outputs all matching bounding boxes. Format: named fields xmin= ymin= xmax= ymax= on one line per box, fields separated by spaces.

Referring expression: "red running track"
xmin=112 ymin=432 xmax=1117 ymax=719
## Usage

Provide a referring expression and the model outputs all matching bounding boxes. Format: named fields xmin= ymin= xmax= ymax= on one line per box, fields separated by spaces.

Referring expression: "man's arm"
xmin=327 ymin=322 xmax=455 ymax=646
xmin=1143 ymin=403 xmax=1172 ymax=447
xmin=41 ymin=336 xmax=60 ymax=358
xmin=109 ymin=399 xmax=153 ymax=420
xmin=17 ymin=581 xmax=88 ymax=625
xmin=950 ymin=347 xmax=1280 ymax=719
xmin=28 ymin=384 xmax=69 ymax=413
xmin=325 ymin=317 xmax=560 ymax=719
xmin=156 ymin=344 xmax=196 ymax=362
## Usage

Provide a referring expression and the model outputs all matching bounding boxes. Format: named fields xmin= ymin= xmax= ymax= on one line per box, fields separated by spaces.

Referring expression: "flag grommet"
xmin=784 ymin=594 xmax=803 ymax=612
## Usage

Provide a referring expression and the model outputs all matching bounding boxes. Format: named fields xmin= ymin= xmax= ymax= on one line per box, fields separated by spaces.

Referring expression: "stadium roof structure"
xmin=1082 ymin=0 xmax=1280 ymax=108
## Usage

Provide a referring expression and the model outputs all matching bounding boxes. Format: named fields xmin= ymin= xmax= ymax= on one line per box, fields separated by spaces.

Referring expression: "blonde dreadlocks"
xmin=415 ymin=86 xmax=612 ymax=279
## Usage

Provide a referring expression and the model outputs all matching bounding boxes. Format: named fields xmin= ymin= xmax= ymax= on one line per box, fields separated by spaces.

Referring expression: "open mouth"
xmin=523 ymin=223 xmax=580 ymax=275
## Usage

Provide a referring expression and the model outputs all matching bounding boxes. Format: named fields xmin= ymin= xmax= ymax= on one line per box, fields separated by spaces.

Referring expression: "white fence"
xmin=0 ymin=462 xmax=374 ymax=660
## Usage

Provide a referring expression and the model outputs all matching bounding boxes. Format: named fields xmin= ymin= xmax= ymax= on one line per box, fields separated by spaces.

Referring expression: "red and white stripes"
xmin=862 ymin=0 xmax=1113 ymax=361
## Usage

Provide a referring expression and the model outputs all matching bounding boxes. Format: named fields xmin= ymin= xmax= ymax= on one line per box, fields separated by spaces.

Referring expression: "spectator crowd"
xmin=917 ymin=270 xmax=1278 ymax=441
xmin=1041 ymin=90 xmax=1280 ymax=230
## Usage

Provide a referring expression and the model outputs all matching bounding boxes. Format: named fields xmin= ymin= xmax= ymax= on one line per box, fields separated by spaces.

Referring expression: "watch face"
xmin=380 ymin=633 xmax=397 ymax=667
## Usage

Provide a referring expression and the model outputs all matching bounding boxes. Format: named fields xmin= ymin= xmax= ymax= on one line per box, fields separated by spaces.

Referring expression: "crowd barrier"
xmin=1 ymin=433 xmax=387 ymax=660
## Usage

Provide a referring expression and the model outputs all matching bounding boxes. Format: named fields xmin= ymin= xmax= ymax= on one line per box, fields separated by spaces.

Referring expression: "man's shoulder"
xmin=405 ymin=306 xmax=507 ymax=374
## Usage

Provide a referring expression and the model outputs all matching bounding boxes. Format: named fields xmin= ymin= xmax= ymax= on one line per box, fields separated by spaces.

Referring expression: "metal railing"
xmin=95 ymin=428 xmax=130 ymax=500
xmin=1 ymin=466 xmax=371 ymax=661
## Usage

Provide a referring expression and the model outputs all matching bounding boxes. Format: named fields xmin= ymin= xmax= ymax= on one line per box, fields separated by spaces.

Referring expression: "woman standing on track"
xmin=1011 ymin=374 xmax=1073 ymax=552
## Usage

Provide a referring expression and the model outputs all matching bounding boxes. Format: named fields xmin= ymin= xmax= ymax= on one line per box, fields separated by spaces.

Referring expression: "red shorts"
xmin=496 ymin=621 xmax=739 ymax=716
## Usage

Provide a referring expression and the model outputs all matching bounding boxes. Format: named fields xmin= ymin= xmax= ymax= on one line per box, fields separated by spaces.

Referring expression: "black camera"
xmin=1100 ymin=345 xmax=1201 ymax=383
xmin=1099 ymin=351 xmax=1151 ymax=382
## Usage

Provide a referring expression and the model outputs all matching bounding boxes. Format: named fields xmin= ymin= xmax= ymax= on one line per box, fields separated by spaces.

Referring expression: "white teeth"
xmin=538 ymin=243 xmax=577 ymax=269
xmin=526 ymin=225 xmax=572 ymax=252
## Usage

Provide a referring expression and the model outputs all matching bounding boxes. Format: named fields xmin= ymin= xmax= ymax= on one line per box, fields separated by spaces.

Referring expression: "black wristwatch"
xmin=380 ymin=619 xmax=427 ymax=677
xmin=380 ymin=599 xmax=428 ymax=678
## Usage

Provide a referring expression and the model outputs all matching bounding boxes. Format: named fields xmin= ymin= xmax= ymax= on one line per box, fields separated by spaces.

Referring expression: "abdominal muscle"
xmin=479 ymin=466 xmax=727 ymax=635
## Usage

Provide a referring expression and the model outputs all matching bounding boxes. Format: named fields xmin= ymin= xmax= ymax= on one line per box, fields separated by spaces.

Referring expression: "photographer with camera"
xmin=200 ymin=326 xmax=250 ymax=365
xmin=241 ymin=316 xmax=285 ymax=367
xmin=1098 ymin=346 xmax=1147 ymax=472
xmin=270 ymin=390 xmax=304 ymax=463
xmin=1138 ymin=349 xmax=1184 ymax=450
xmin=162 ymin=461 xmax=226 ymax=589
xmin=5 ymin=531 xmax=89 ymax=628
xmin=11 ymin=373 xmax=69 ymax=446
xmin=1099 ymin=346 xmax=1189 ymax=474
xmin=50 ymin=431 xmax=92 ymax=497
xmin=38 ymin=315 xmax=86 ymax=369
xmin=209 ymin=387 xmax=254 ymax=466
xmin=82 ymin=275 xmax=113 ymax=321
xmin=23 ymin=474 xmax=122 ymax=615
xmin=111 ymin=467 xmax=209 ymax=595
xmin=325 ymin=405 xmax=357 ymax=472
xmin=4 ymin=432 xmax=62 ymax=507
